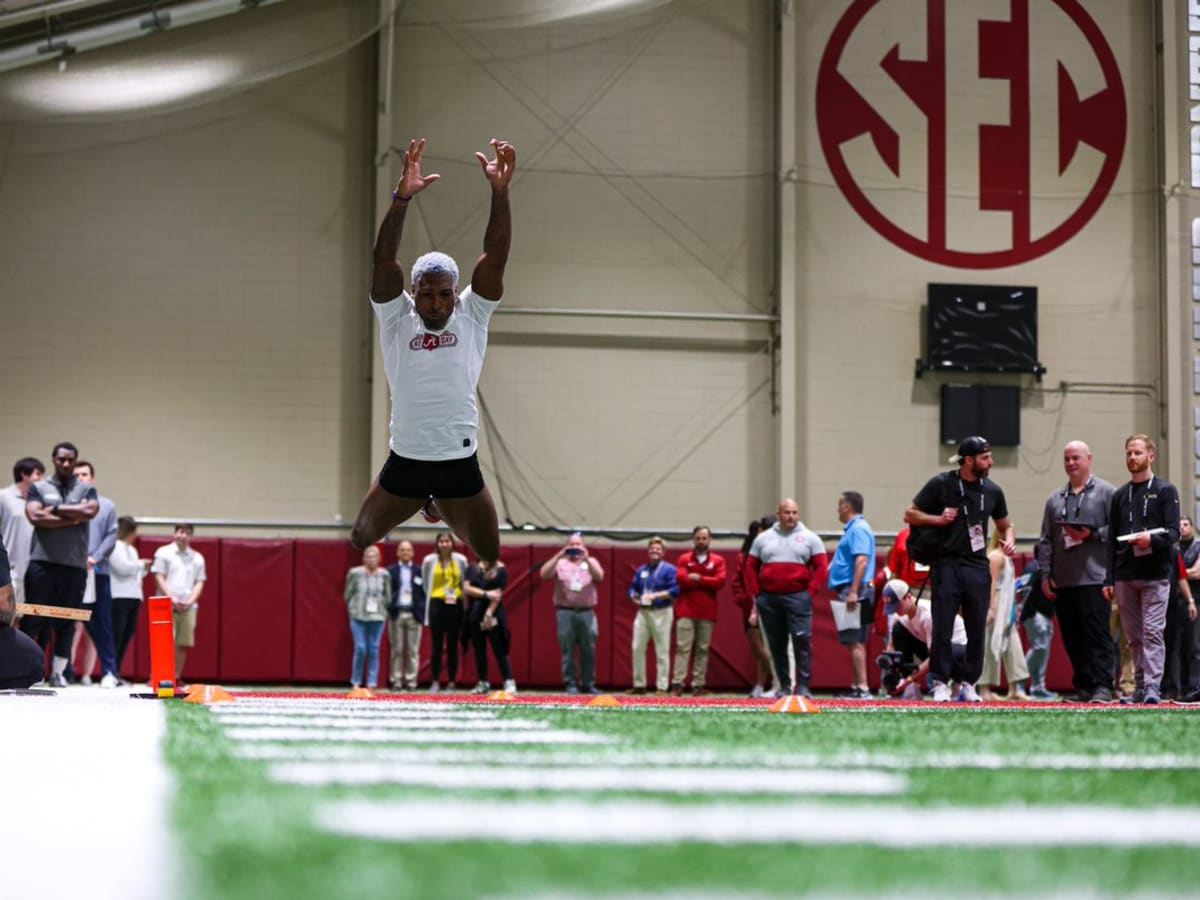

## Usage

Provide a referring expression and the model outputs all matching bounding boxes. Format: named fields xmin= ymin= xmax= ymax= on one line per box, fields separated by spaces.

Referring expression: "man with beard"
xmin=905 ymin=436 xmax=1015 ymax=703
xmin=1105 ymin=434 xmax=1181 ymax=705
xmin=1036 ymin=441 xmax=1116 ymax=703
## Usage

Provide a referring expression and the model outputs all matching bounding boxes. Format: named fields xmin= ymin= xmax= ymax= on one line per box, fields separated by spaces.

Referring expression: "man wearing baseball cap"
xmin=880 ymin=578 xmax=968 ymax=698
xmin=905 ymin=436 xmax=1015 ymax=702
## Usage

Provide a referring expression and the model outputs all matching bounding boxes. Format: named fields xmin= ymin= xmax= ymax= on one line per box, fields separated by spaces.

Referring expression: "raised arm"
xmin=469 ymin=139 xmax=516 ymax=301
xmin=371 ymin=138 xmax=441 ymax=303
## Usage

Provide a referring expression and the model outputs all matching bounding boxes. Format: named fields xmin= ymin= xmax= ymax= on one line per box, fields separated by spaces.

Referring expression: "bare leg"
xmin=175 ymin=647 xmax=187 ymax=683
xmin=351 ymin=479 xmax=425 ymax=549
xmin=436 ymin=487 xmax=500 ymax=561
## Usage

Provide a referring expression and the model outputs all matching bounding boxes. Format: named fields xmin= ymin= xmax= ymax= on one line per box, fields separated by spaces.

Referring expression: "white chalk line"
xmin=223 ymin=726 xmax=612 ymax=745
xmin=268 ymin=762 xmax=906 ymax=795
xmin=210 ymin=714 xmax=544 ymax=730
xmin=214 ymin=699 xmax=502 ymax=714
xmin=229 ymin=743 xmax=1200 ymax=772
xmin=316 ymin=798 xmax=1200 ymax=847
xmin=210 ymin=706 xmax=500 ymax=721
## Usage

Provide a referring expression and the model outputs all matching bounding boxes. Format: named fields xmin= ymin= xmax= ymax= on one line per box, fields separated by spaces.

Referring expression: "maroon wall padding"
xmin=292 ymin=540 xmax=364 ymax=683
xmin=218 ymin=540 xmax=294 ymax=681
xmin=104 ymin=539 xmax=1090 ymax=692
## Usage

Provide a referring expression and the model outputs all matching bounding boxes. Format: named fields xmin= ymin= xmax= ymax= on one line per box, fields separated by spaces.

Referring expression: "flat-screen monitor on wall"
xmin=926 ymin=283 xmax=1039 ymax=374
xmin=941 ymin=384 xmax=1021 ymax=447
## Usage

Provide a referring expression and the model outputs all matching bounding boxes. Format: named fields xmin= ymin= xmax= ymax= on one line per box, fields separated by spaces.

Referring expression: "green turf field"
xmin=166 ymin=696 xmax=1200 ymax=899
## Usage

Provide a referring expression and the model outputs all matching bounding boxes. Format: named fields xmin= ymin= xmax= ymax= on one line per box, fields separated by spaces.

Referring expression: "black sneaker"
xmin=1060 ymin=688 xmax=1091 ymax=703
xmin=1175 ymin=688 xmax=1200 ymax=706
xmin=835 ymin=687 xmax=871 ymax=700
xmin=48 ymin=673 xmax=68 ymax=688
xmin=795 ymin=685 xmax=815 ymax=700
xmin=1088 ymin=686 xmax=1114 ymax=705
xmin=1120 ymin=689 xmax=1146 ymax=705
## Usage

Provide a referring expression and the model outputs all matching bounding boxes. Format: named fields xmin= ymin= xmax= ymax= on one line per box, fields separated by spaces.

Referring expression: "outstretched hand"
xmin=476 ymin=139 xmax=516 ymax=190
xmin=395 ymin=138 xmax=441 ymax=198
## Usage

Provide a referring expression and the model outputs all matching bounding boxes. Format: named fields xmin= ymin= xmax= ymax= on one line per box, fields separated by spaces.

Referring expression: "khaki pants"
xmin=672 ymin=618 xmax=714 ymax=689
xmin=1109 ymin=601 xmax=1135 ymax=695
xmin=388 ymin=611 xmax=422 ymax=688
xmin=981 ymin=619 xmax=1030 ymax=686
xmin=632 ymin=605 xmax=673 ymax=691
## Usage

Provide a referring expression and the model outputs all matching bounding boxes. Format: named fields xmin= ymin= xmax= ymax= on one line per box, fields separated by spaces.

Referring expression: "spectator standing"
xmin=540 ymin=533 xmax=604 ymax=695
xmin=344 ymin=545 xmax=391 ymax=690
xmin=1017 ymin=559 xmax=1058 ymax=700
xmin=745 ymin=499 xmax=829 ymax=699
xmin=905 ymin=436 xmax=1015 ymax=703
xmin=386 ymin=540 xmax=426 ymax=690
xmin=979 ymin=531 xmax=1031 ymax=701
xmin=152 ymin=523 xmax=207 ymax=688
xmin=1 ymin=456 xmax=43 ymax=606
xmin=0 ymin=540 xmax=44 ymax=689
xmin=421 ymin=531 xmax=468 ymax=692
xmin=1105 ymin=434 xmax=1181 ymax=705
xmin=627 ymin=536 xmax=679 ymax=694
xmin=828 ymin=492 xmax=876 ymax=699
xmin=1162 ymin=530 xmax=1198 ymax=700
xmin=671 ymin=526 xmax=727 ymax=696
xmin=1178 ymin=519 xmax=1200 ymax=704
xmin=108 ymin=516 xmax=148 ymax=677
xmin=464 ymin=557 xmax=517 ymax=695
xmin=21 ymin=442 xmax=98 ymax=687
xmin=1035 ymin=440 xmax=1116 ymax=703
xmin=74 ymin=460 xmax=120 ymax=688
xmin=731 ymin=517 xmax=779 ymax=698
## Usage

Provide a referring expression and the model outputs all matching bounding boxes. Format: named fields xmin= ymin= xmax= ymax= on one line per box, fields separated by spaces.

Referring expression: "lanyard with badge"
xmin=1128 ymin=476 xmax=1156 ymax=557
xmin=364 ymin=570 xmax=382 ymax=615
xmin=438 ymin=560 xmax=457 ymax=604
xmin=399 ymin=565 xmax=413 ymax=608
xmin=1058 ymin=476 xmax=1094 ymax=550
xmin=958 ymin=475 xmax=987 ymax=553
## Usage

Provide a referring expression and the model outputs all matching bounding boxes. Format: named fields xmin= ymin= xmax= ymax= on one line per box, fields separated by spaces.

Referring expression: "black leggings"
xmin=428 ymin=599 xmax=463 ymax=683
xmin=467 ymin=600 xmax=512 ymax=683
xmin=20 ymin=561 xmax=86 ymax=661
xmin=111 ymin=596 xmax=141 ymax=672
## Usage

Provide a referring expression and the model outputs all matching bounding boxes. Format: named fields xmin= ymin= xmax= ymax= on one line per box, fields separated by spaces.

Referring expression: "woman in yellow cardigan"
xmin=421 ymin=531 xmax=469 ymax=692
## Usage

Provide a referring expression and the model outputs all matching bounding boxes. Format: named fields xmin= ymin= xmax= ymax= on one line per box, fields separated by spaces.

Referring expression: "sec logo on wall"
xmin=816 ymin=0 xmax=1126 ymax=269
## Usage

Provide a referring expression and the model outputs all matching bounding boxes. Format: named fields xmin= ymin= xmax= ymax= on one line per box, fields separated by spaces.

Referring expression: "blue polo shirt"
xmin=828 ymin=514 xmax=876 ymax=589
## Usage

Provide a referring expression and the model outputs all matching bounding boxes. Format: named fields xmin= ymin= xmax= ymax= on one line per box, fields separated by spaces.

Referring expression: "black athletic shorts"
xmin=378 ymin=451 xmax=485 ymax=500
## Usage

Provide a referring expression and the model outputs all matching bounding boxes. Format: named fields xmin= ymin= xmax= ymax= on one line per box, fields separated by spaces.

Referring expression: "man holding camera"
xmin=878 ymin=579 xmax=968 ymax=699
xmin=540 ymin=533 xmax=605 ymax=694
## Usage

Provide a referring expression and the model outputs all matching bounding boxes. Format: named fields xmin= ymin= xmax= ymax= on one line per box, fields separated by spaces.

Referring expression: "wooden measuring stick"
xmin=15 ymin=603 xmax=92 ymax=622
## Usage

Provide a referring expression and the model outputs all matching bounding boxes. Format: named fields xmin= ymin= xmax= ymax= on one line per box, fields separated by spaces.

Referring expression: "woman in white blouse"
xmin=108 ymin=516 xmax=150 ymax=679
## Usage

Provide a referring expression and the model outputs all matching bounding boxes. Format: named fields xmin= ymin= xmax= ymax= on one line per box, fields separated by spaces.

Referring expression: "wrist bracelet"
xmin=392 ymin=190 xmax=411 ymax=202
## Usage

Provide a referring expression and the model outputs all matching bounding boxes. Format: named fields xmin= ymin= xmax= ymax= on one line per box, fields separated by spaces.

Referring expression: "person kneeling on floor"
xmin=879 ymin=579 xmax=968 ymax=700
xmin=0 ymin=540 xmax=44 ymax=690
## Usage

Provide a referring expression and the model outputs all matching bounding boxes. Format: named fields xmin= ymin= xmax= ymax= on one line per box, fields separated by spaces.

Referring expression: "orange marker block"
xmin=486 ymin=690 xmax=516 ymax=702
xmin=586 ymin=694 xmax=622 ymax=708
xmin=768 ymin=695 xmax=820 ymax=714
xmin=184 ymin=685 xmax=235 ymax=704
xmin=147 ymin=596 xmax=176 ymax=698
xmin=346 ymin=687 xmax=376 ymax=700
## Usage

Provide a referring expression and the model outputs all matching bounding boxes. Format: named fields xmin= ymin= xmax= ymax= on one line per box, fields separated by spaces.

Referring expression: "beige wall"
xmin=792 ymin=0 xmax=1160 ymax=536
xmin=0 ymin=0 xmax=1178 ymax=541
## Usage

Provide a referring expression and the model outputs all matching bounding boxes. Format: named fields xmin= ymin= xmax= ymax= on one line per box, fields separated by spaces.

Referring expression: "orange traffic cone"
xmin=586 ymin=694 xmax=622 ymax=708
xmin=183 ymin=685 xmax=236 ymax=704
xmin=768 ymin=694 xmax=820 ymax=714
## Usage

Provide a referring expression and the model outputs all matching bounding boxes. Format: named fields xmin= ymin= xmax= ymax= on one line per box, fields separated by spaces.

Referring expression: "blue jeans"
xmin=349 ymin=618 xmax=386 ymax=687
xmin=1024 ymin=612 xmax=1055 ymax=691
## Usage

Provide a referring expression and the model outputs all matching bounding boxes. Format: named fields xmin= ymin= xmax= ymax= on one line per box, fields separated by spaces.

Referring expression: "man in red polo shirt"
xmin=671 ymin=526 xmax=728 ymax=695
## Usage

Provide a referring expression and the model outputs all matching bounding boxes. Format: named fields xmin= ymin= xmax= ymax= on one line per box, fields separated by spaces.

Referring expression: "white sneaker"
xmin=503 ymin=679 xmax=517 ymax=695
xmin=80 ymin=675 xmax=93 ymax=686
xmin=100 ymin=672 xmax=119 ymax=689
xmin=428 ymin=682 xmax=440 ymax=694
xmin=958 ymin=682 xmax=983 ymax=703
xmin=749 ymin=685 xmax=765 ymax=699
xmin=931 ymin=681 xmax=951 ymax=703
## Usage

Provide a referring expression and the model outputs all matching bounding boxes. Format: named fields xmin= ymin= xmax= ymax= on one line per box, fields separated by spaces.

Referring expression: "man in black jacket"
xmin=1104 ymin=434 xmax=1181 ymax=705
xmin=386 ymin=540 xmax=427 ymax=691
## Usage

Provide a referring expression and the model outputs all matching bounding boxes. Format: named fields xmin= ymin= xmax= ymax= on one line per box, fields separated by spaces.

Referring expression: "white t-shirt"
xmin=900 ymin=599 xmax=967 ymax=646
xmin=152 ymin=543 xmax=207 ymax=606
xmin=373 ymin=285 xmax=498 ymax=461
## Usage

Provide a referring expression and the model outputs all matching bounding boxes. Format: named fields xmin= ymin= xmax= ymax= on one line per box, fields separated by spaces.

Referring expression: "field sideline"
xmin=157 ymin=689 xmax=1200 ymax=899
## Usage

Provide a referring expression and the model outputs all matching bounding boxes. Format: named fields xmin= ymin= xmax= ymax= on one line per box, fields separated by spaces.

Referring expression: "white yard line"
xmin=317 ymin=798 xmax=1200 ymax=846
xmin=1 ymin=687 xmax=174 ymax=900
xmin=268 ymin=762 xmax=906 ymax=795
xmin=212 ymin=715 xmax=544 ymax=729
xmin=228 ymin=742 xmax=1200 ymax=771
xmin=211 ymin=706 xmax=500 ymax=720
xmin=215 ymin=699 xmax=502 ymax=715
xmin=223 ymin=725 xmax=612 ymax=744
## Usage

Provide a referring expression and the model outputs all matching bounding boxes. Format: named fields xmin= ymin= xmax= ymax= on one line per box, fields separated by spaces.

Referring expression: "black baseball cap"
xmin=949 ymin=436 xmax=990 ymax=464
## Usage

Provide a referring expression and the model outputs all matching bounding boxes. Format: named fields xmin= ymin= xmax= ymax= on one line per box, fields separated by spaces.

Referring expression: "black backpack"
xmin=907 ymin=473 xmax=950 ymax=566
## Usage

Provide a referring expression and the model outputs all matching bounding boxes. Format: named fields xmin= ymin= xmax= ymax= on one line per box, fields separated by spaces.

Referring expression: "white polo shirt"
xmin=373 ymin=286 xmax=497 ymax=461
xmin=900 ymin=599 xmax=967 ymax=646
xmin=152 ymin=543 xmax=207 ymax=606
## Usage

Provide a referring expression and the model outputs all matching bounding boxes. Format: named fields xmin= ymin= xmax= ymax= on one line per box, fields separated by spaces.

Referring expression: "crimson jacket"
xmin=745 ymin=522 xmax=828 ymax=597
xmin=675 ymin=551 xmax=728 ymax=621
xmin=731 ymin=551 xmax=754 ymax=619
